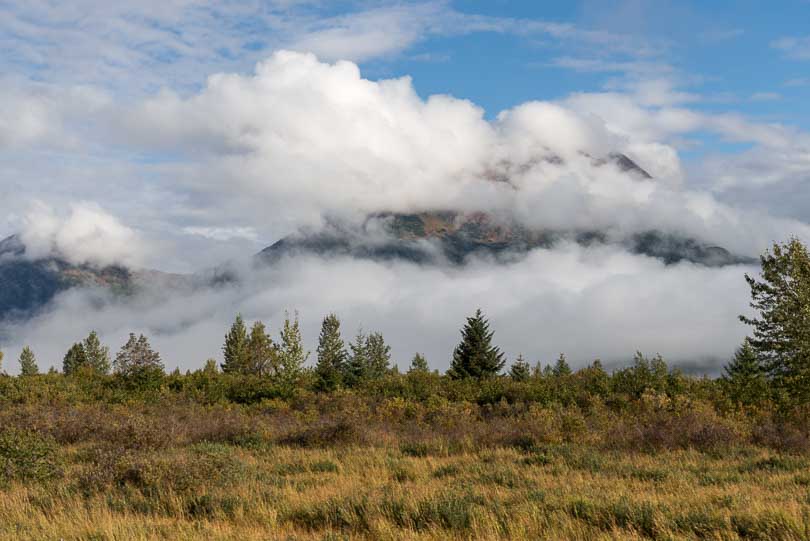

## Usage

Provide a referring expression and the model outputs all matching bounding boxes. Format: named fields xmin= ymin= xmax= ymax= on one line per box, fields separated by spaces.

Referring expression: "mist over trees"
xmin=2 ymin=238 xmax=810 ymax=416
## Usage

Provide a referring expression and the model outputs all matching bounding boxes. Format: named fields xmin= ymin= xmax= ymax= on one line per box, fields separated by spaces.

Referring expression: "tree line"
xmin=2 ymin=238 xmax=810 ymax=409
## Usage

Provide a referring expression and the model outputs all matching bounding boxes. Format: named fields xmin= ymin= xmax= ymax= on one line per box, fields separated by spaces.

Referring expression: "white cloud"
xmin=772 ymin=35 xmax=810 ymax=61
xmin=284 ymin=4 xmax=444 ymax=62
xmin=91 ymin=51 xmax=810 ymax=261
xmin=19 ymin=201 xmax=147 ymax=267
xmin=183 ymin=226 xmax=260 ymax=242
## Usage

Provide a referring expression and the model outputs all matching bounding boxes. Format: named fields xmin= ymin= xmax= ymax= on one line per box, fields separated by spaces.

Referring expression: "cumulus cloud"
xmin=19 ymin=201 xmax=147 ymax=267
xmin=0 ymin=245 xmax=754 ymax=375
xmin=107 ymin=51 xmax=810 ymax=258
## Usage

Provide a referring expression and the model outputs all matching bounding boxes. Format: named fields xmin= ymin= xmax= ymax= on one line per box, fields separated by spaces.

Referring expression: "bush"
xmin=0 ymin=428 xmax=61 ymax=484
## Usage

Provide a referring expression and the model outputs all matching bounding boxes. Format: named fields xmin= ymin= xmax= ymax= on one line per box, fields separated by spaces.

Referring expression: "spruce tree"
xmin=723 ymin=338 xmax=768 ymax=406
xmin=408 ymin=353 xmax=429 ymax=374
xmin=247 ymin=320 xmax=277 ymax=376
xmin=344 ymin=329 xmax=368 ymax=387
xmin=552 ymin=353 xmax=572 ymax=377
xmin=83 ymin=330 xmax=111 ymax=375
xmin=509 ymin=354 xmax=531 ymax=381
xmin=222 ymin=314 xmax=249 ymax=374
xmin=63 ymin=343 xmax=88 ymax=376
xmin=315 ymin=313 xmax=346 ymax=391
xmin=0 ymin=349 xmax=4 ymax=374
xmin=741 ymin=238 xmax=810 ymax=405
xmin=114 ymin=333 xmax=164 ymax=376
xmin=448 ymin=309 xmax=505 ymax=379
xmin=365 ymin=332 xmax=391 ymax=379
xmin=18 ymin=346 xmax=38 ymax=377
xmin=277 ymin=312 xmax=308 ymax=383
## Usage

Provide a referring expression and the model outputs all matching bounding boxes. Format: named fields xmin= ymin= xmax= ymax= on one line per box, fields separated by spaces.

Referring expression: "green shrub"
xmin=0 ymin=428 xmax=61 ymax=484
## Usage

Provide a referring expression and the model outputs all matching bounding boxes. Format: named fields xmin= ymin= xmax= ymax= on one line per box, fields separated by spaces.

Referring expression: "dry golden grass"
xmin=2 ymin=442 xmax=810 ymax=540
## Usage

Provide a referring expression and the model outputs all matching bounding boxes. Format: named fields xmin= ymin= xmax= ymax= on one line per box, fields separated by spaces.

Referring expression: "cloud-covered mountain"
xmin=0 ymin=234 xmax=188 ymax=322
xmin=1 ymin=49 xmax=803 ymax=374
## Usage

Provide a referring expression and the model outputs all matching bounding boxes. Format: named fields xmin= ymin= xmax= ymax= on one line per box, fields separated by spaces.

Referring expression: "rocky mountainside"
xmin=257 ymin=211 xmax=752 ymax=267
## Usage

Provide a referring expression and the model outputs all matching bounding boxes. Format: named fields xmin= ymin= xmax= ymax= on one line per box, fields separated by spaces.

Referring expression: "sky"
xmin=1 ymin=0 xmax=810 ymax=373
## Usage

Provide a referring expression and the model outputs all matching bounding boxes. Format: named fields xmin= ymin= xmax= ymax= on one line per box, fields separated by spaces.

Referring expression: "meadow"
xmin=1 ymin=367 xmax=810 ymax=540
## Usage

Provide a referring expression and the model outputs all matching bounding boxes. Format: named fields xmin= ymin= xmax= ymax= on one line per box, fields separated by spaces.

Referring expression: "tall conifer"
xmin=222 ymin=314 xmax=249 ymax=374
xmin=448 ymin=309 xmax=504 ymax=379
xmin=315 ymin=313 xmax=346 ymax=391
xmin=18 ymin=346 xmax=38 ymax=377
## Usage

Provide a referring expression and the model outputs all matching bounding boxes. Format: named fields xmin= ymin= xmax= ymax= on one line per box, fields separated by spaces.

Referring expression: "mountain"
xmin=257 ymin=211 xmax=752 ymax=267
xmin=0 ymin=235 xmax=188 ymax=322
xmin=257 ymin=153 xmax=752 ymax=267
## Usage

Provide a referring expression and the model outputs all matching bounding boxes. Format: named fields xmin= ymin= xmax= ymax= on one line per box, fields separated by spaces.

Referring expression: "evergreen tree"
xmin=448 ymin=309 xmax=505 ymax=379
xmin=114 ymin=333 xmax=164 ymax=376
xmin=314 ymin=313 xmax=347 ymax=391
xmin=344 ymin=329 xmax=368 ymax=387
xmin=63 ymin=343 xmax=88 ymax=376
xmin=552 ymin=353 xmax=572 ymax=377
xmin=0 ymin=349 xmax=4 ymax=374
xmin=82 ymin=330 xmax=111 ymax=375
xmin=247 ymin=320 xmax=277 ymax=376
xmin=408 ymin=353 xmax=430 ymax=374
xmin=741 ymin=238 xmax=810 ymax=405
xmin=365 ymin=332 xmax=391 ymax=379
xmin=18 ymin=346 xmax=38 ymax=377
xmin=509 ymin=355 xmax=531 ymax=381
xmin=277 ymin=312 xmax=308 ymax=383
xmin=222 ymin=315 xmax=250 ymax=374
xmin=723 ymin=339 xmax=768 ymax=406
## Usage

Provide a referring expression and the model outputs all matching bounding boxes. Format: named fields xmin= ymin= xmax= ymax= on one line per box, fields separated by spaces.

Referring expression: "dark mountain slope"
xmin=258 ymin=211 xmax=753 ymax=268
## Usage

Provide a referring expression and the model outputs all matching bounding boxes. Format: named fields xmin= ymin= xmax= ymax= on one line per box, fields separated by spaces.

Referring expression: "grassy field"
xmin=1 ymin=366 xmax=810 ymax=540
xmin=3 ymin=437 xmax=810 ymax=540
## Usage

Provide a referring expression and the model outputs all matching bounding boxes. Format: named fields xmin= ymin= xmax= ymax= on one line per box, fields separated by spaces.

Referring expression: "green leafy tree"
xmin=114 ymin=333 xmax=164 ymax=376
xmin=18 ymin=347 xmax=38 ymax=377
xmin=723 ymin=339 xmax=769 ymax=407
xmin=315 ymin=313 xmax=347 ymax=391
xmin=612 ymin=352 xmax=669 ymax=398
xmin=741 ymin=238 xmax=810 ymax=405
xmin=247 ymin=320 xmax=278 ymax=376
xmin=82 ymin=330 xmax=111 ymax=375
xmin=408 ymin=353 xmax=429 ymax=374
xmin=277 ymin=312 xmax=309 ymax=384
xmin=221 ymin=314 xmax=250 ymax=374
xmin=203 ymin=358 xmax=219 ymax=374
xmin=63 ymin=343 xmax=88 ymax=376
xmin=576 ymin=359 xmax=611 ymax=397
xmin=448 ymin=309 xmax=505 ymax=379
xmin=552 ymin=353 xmax=572 ymax=377
xmin=509 ymin=355 xmax=531 ymax=381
